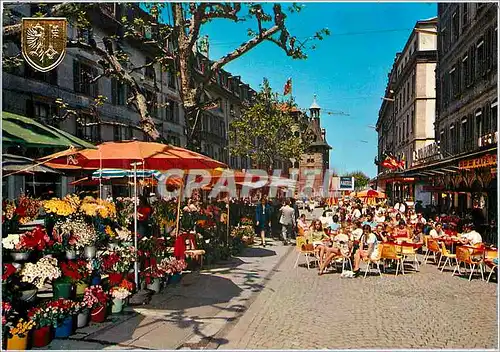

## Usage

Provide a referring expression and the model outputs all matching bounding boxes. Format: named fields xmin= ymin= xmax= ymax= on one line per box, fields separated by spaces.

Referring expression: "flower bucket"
xmin=91 ymin=274 xmax=101 ymax=286
xmin=91 ymin=306 xmax=107 ymax=323
xmin=65 ymin=250 xmax=77 ymax=260
xmin=7 ymin=334 xmax=28 ymax=350
xmin=170 ymin=273 xmax=182 ymax=284
xmin=54 ymin=316 xmax=74 ymax=338
xmin=53 ymin=281 xmax=74 ymax=299
xmin=146 ymin=278 xmax=161 ymax=293
xmin=77 ymin=309 xmax=89 ymax=328
xmin=10 ymin=251 xmax=30 ymax=262
xmin=111 ymin=298 xmax=123 ymax=314
xmin=20 ymin=288 xmax=38 ymax=302
xmin=76 ymin=282 xmax=88 ymax=296
xmin=84 ymin=246 xmax=96 ymax=259
xmin=32 ymin=326 xmax=52 ymax=348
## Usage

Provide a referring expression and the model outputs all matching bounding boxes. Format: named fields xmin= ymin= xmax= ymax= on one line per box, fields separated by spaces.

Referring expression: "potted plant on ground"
xmin=53 ymin=260 xmax=84 ymax=299
xmin=28 ymin=303 xmax=60 ymax=347
xmin=2 ymin=234 xmax=30 ymax=262
xmin=6 ymin=318 xmax=35 ymax=350
xmin=140 ymin=265 xmax=165 ymax=293
xmin=48 ymin=299 xmax=80 ymax=338
xmin=72 ymin=218 xmax=98 ymax=259
xmin=52 ymin=218 xmax=80 ymax=259
xmin=83 ymin=285 xmax=110 ymax=323
xmin=160 ymin=257 xmax=187 ymax=284
xmin=109 ymin=285 xmax=131 ymax=314
xmin=20 ymin=256 xmax=61 ymax=300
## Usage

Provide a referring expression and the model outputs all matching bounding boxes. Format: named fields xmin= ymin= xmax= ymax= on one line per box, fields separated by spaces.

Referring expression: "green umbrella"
xmin=2 ymin=111 xmax=96 ymax=149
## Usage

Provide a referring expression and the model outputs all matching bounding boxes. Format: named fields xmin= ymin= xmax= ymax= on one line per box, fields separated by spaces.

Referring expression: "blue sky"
xmin=158 ymin=2 xmax=437 ymax=178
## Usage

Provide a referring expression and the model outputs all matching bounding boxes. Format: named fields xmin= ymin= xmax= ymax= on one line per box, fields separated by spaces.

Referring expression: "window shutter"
xmin=73 ymin=60 xmax=80 ymax=92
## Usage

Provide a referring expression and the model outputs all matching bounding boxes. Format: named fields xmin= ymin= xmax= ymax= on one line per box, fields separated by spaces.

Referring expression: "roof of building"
xmin=277 ymin=103 xmax=302 ymax=113
xmin=309 ymin=94 xmax=321 ymax=110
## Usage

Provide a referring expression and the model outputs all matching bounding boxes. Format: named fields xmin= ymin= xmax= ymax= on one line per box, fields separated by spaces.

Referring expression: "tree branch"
xmin=209 ymin=25 xmax=280 ymax=77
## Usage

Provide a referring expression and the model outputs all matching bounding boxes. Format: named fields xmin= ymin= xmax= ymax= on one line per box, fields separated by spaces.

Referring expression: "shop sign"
xmin=458 ymin=154 xmax=497 ymax=170
xmin=478 ymin=131 xmax=498 ymax=148
xmin=412 ymin=142 xmax=441 ymax=166
xmin=422 ymin=185 xmax=444 ymax=192
xmin=338 ymin=177 xmax=354 ymax=191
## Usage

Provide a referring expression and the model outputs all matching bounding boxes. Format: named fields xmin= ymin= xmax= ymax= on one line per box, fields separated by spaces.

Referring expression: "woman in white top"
xmin=353 ymin=224 xmax=379 ymax=275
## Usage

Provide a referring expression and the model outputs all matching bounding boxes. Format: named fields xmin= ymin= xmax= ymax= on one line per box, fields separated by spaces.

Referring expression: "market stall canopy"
xmin=2 ymin=112 xmax=96 ymax=149
xmin=2 ymin=154 xmax=61 ymax=175
xmin=92 ymin=169 xmax=163 ymax=179
xmin=38 ymin=140 xmax=227 ymax=170
xmin=350 ymin=189 xmax=386 ymax=198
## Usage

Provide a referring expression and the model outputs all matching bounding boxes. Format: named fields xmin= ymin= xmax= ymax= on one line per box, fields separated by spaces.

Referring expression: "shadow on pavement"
xmin=238 ymin=247 xmax=277 ymax=258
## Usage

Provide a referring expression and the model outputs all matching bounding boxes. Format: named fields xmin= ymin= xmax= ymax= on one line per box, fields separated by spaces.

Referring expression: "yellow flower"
xmin=105 ymin=225 xmax=115 ymax=237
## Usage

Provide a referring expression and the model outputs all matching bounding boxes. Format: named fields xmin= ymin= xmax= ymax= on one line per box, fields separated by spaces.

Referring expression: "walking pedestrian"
xmin=255 ymin=196 xmax=272 ymax=247
xmin=279 ymin=199 xmax=296 ymax=245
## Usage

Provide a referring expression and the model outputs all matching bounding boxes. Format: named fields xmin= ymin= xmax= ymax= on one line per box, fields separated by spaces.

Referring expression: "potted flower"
xmin=83 ymin=285 xmax=110 ymax=323
xmin=140 ymin=265 xmax=165 ymax=293
xmin=115 ymin=227 xmax=133 ymax=247
xmin=71 ymin=218 xmax=98 ymax=259
xmin=46 ymin=299 xmax=80 ymax=338
xmin=2 ymin=301 xmax=15 ymax=349
xmin=20 ymin=257 xmax=61 ymax=300
xmin=160 ymin=257 xmax=187 ymax=284
xmin=53 ymin=260 xmax=82 ymax=299
xmin=2 ymin=234 xmax=30 ymax=261
xmin=28 ymin=302 xmax=60 ymax=347
xmin=6 ymin=318 xmax=35 ymax=350
xmin=52 ymin=219 xmax=79 ymax=259
xmin=109 ymin=286 xmax=131 ymax=314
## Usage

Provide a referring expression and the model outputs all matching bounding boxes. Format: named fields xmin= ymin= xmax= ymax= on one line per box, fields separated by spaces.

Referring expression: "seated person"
xmin=429 ymin=222 xmax=444 ymax=239
xmin=317 ymin=230 xmax=350 ymax=275
xmin=297 ymin=214 xmax=308 ymax=236
xmin=373 ymin=224 xmax=388 ymax=242
xmin=328 ymin=215 xmax=341 ymax=232
xmin=308 ymin=219 xmax=330 ymax=245
xmin=393 ymin=220 xmax=410 ymax=239
xmin=319 ymin=211 xmax=333 ymax=228
xmin=352 ymin=224 xmax=380 ymax=276
xmin=411 ymin=223 xmax=425 ymax=245
xmin=460 ymin=223 xmax=483 ymax=246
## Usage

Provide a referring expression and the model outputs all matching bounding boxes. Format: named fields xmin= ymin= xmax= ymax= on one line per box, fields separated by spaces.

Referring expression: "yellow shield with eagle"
xmin=22 ymin=18 xmax=67 ymax=72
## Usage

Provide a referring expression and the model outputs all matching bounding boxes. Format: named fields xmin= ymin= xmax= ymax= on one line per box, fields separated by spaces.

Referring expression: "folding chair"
xmin=294 ymin=236 xmax=315 ymax=269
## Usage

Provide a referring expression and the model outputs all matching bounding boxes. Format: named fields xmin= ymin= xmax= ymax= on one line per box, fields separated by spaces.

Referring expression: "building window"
xmin=73 ymin=60 xmax=98 ymax=97
xmin=111 ymin=78 xmax=127 ymax=105
xmin=450 ymin=66 xmax=458 ymax=98
xmin=144 ymin=57 xmax=155 ymax=79
xmin=461 ymin=55 xmax=469 ymax=87
xmin=476 ymin=39 xmax=485 ymax=77
xmin=475 ymin=109 xmax=483 ymax=142
xmin=451 ymin=11 xmax=459 ymax=42
xmin=25 ymin=65 xmax=58 ymax=85
xmin=449 ymin=124 xmax=456 ymax=154
xmin=166 ymin=100 xmax=179 ymax=123
xmin=76 ymin=114 xmax=100 ymax=142
xmin=439 ymin=129 xmax=445 ymax=153
xmin=406 ymin=115 xmax=410 ymax=135
xmin=145 ymin=90 xmax=157 ymax=118
xmin=412 ymin=73 xmax=416 ymax=96
xmin=461 ymin=118 xmax=468 ymax=152
xmin=462 ymin=3 xmax=468 ymax=29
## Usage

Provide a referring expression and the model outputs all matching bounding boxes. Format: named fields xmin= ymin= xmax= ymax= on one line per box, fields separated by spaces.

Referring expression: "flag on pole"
xmin=283 ymin=78 xmax=292 ymax=95
xmin=398 ymin=154 xmax=406 ymax=169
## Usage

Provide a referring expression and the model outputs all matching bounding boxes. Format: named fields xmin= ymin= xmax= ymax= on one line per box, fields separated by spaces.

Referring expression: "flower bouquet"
xmin=109 ymin=286 xmax=131 ymax=313
xmin=15 ymin=194 xmax=42 ymax=224
xmin=6 ymin=318 xmax=35 ymax=349
xmin=43 ymin=298 xmax=81 ymax=338
xmin=79 ymin=196 xmax=117 ymax=219
xmin=21 ymin=256 xmax=61 ymax=289
xmin=159 ymin=257 xmax=187 ymax=275
xmin=19 ymin=226 xmax=53 ymax=251
xmin=2 ymin=263 xmax=17 ymax=283
xmin=140 ymin=265 xmax=165 ymax=292
xmin=115 ymin=197 xmax=134 ymax=227
xmin=44 ymin=196 xmax=79 ymax=217
xmin=83 ymin=285 xmax=110 ymax=323
xmin=99 ymin=246 xmax=136 ymax=274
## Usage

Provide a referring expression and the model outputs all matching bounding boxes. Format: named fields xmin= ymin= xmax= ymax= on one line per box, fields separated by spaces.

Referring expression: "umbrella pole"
xmin=175 ymin=180 xmax=184 ymax=237
xmin=226 ymin=199 xmax=230 ymax=245
xmin=133 ymin=162 xmax=139 ymax=288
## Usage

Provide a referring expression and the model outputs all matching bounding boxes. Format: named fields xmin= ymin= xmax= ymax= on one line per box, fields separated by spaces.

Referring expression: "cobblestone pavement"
xmin=222 ymin=248 xmax=498 ymax=350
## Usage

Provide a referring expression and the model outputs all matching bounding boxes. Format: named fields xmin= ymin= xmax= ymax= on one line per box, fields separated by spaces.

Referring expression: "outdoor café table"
xmin=438 ymin=237 xmax=462 ymax=254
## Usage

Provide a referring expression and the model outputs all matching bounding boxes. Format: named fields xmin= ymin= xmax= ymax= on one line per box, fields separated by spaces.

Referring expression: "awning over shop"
xmin=2 ymin=154 xmax=61 ymax=175
xmin=2 ymin=112 xmax=96 ymax=149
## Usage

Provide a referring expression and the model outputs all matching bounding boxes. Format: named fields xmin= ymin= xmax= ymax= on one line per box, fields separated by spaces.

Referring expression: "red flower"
xmin=120 ymin=279 xmax=134 ymax=292
xmin=61 ymin=261 xmax=82 ymax=282
xmin=2 ymin=264 xmax=16 ymax=282
xmin=108 ymin=273 xmax=123 ymax=286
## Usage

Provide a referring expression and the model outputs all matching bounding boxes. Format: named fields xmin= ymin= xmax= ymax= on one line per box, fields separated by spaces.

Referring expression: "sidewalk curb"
xmin=185 ymin=243 xmax=295 ymax=350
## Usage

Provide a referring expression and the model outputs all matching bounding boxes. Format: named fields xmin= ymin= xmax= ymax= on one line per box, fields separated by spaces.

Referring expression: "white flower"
xmin=21 ymin=257 xmax=61 ymax=289
xmin=115 ymin=227 xmax=132 ymax=242
xmin=2 ymin=234 xmax=20 ymax=250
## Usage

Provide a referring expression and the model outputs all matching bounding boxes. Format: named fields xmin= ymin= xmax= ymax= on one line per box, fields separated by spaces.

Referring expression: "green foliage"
xmin=343 ymin=171 xmax=370 ymax=191
xmin=229 ymin=78 xmax=306 ymax=169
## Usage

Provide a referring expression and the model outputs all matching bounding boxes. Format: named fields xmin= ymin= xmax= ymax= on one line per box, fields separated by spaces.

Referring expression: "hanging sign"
xmin=458 ymin=154 xmax=497 ymax=170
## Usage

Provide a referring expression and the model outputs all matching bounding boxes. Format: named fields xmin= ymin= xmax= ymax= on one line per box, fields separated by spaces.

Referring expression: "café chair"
xmin=452 ymin=246 xmax=484 ymax=281
xmin=380 ymin=243 xmax=405 ymax=276
xmin=439 ymin=242 xmax=456 ymax=272
xmin=294 ymin=236 xmax=315 ymax=270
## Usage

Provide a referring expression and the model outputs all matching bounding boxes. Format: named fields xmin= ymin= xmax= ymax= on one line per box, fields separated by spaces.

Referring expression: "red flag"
xmin=381 ymin=156 xmax=398 ymax=170
xmin=283 ymin=78 xmax=292 ymax=95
